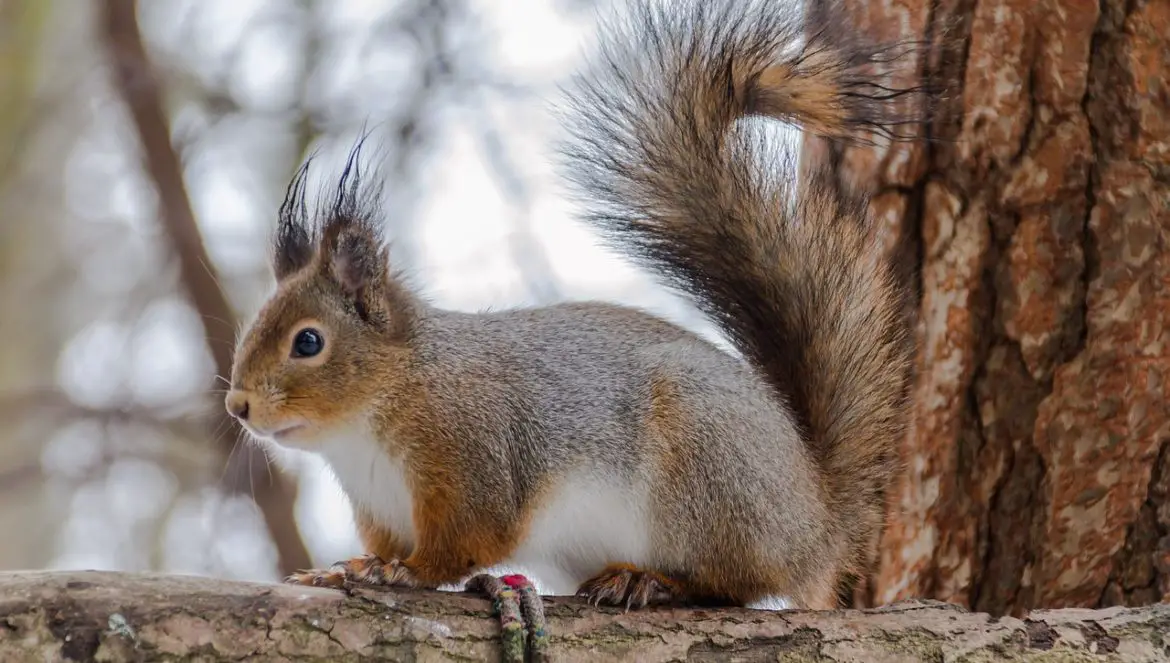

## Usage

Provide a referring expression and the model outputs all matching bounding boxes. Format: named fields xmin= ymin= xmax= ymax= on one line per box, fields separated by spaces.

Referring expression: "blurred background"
xmin=0 ymin=0 xmax=731 ymax=584
xmin=5 ymin=0 xmax=1168 ymax=623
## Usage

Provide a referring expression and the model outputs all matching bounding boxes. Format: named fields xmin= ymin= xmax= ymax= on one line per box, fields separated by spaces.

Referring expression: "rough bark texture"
xmin=1 ymin=572 xmax=1169 ymax=662
xmin=812 ymin=0 xmax=1169 ymax=615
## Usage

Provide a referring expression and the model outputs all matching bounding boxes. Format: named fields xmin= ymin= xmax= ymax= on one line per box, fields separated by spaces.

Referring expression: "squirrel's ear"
xmin=325 ymin=227 xmax=387 ymax=295
xmin=323 ymin=225 xmax=415 ymax=335
xmin=309 ymin=134 xmax=415 ymax=332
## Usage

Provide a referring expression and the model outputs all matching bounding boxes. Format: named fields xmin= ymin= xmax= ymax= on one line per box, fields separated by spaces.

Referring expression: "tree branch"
xmin=99 ymin=0 xmax=311 ymax=576
xmin=1 ymin=571 xmax=1166 ymax=661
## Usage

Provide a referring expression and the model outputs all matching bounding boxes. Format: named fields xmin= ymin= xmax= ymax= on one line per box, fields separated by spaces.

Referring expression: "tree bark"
xmin=0 ymin=571 xmax=1166 ymax=662
xmin=811 ymin=0 xmax=1170 ymax=615
xmin=99 ymin=0 xmax=312 ymax=577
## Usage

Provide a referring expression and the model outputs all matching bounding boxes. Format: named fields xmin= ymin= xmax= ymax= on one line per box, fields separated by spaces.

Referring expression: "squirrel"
xmin=226 ymin=0 xmax=918 ymax=611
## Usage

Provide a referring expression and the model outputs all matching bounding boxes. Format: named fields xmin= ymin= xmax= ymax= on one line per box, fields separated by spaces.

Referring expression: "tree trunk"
xmin=1 ymin=571 xmax=1168 ymax=662
xmin=812 ymin=0 xmax=1170 ymax=615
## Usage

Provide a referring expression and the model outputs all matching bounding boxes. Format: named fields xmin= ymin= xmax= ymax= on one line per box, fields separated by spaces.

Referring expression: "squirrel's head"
xmin=225 ymin=141 xmax=414 ymax=450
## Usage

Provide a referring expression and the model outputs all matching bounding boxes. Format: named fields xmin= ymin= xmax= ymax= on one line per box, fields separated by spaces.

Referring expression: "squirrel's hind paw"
xmin=577 ymin=564 xmax=686 ymax=610
xmin=285 ymin=553 xmax=421 ymax=590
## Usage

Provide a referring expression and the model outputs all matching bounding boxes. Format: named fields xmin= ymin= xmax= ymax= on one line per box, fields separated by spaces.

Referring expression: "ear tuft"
xmin=276 ymin=131 xmax=414 ymax=332
xmin=316 ymin=133 xmax=388 ymax=296
xmin=273 ymin=158 xmax=315 ymax=280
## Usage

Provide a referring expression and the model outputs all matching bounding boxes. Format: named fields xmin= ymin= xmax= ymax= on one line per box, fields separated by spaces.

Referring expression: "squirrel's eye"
xmin=292 ymin=328 xmax=324 ymax=358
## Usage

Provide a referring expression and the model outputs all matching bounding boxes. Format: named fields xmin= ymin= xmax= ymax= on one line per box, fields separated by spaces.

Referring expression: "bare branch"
xmin=1 ymin=571 xmax=1167 ymax=661
xmin=98 ymin=0 xmax=311 ymax=576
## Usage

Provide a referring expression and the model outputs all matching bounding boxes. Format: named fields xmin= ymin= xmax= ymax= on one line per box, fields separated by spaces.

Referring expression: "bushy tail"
xmin=560 ymin=0 xmax=919 ymax=585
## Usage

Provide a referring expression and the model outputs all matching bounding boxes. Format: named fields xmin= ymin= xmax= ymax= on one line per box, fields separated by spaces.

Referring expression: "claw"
xmin=285 ymin=568 xmax=347 ymax=589
xmin=577 ymin=564 xmax=685 ymax=609
xmin=284 ymin=554 xmax=420 ymax=590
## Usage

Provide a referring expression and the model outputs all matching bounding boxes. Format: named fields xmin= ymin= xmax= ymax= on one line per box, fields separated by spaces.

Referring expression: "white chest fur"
xmin=316 ymin=422 xmax=416 ymax=550
xmin=314 ymin=424 xmax=653 ymax=595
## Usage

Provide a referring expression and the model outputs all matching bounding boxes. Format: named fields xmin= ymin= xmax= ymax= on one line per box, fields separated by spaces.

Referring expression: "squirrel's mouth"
xmin=269 ymin=423 xmax=307 ymax=441
xmin=243 ymin=421 xmax=307 ymax=443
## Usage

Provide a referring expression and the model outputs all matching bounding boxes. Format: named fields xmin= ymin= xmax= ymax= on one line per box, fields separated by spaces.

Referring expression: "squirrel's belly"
xmin=492 ymin=472 xmax=654 ymax=595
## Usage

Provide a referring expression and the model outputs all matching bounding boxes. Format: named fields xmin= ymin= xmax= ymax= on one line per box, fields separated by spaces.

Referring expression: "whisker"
xmin=248 ymin=438 xmax=257 ymax=502
xmin=220 ymin=430 xmax=245 ymax=486
xmin=200 ymin=316 xmax=238 ymax=332
xmin=210 ymin=417 xmax=234 ymax=448
xmin=261 ymin=445 xmax=276 ymax=486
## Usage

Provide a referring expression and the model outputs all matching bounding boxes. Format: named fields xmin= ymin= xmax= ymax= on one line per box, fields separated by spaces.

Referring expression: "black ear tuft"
xmin=274 ymin=158 xmax=315 ymax=280
xmin=318 ymin=132 xmax=389 ymax=297
xmin=326 ymin=132 xmax=369 ymax=224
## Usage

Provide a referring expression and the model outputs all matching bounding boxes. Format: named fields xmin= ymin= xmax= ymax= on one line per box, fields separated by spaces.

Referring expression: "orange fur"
xmin=398 ymin=469 xmax=529 ymax=586
xmin=354 ymin=508 xmax=411 ymax=562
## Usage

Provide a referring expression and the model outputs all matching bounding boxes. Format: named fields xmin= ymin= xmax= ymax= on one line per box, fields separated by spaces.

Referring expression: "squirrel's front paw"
xmin=286 ymin=553 xmax=425 ymax=589
xmin=286 ymin=566 xmax=348 ymax=589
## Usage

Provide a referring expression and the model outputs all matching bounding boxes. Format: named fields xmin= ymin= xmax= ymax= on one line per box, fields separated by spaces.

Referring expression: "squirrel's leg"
xmin=576 ymin=563 xmax=689 ymax=609
xmin=395 ymin=526 xmax=512 ymax=585
xmin=350 ymin=489 xmax=524 ymax=588
xmin=287 ymin=491 xmax=521 ymax=590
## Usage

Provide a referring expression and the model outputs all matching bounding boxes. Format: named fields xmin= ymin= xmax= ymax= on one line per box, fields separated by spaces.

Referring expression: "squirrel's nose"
xmin=225 ymin=390 xmax=250 ymax=421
